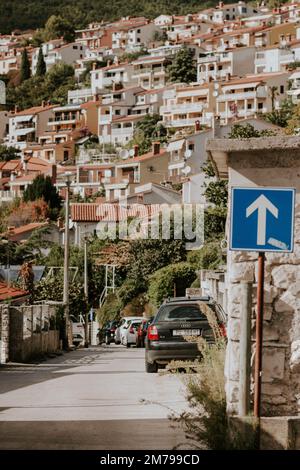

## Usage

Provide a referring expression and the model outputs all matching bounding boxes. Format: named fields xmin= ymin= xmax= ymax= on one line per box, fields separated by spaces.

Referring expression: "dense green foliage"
xmin=36 ymin=47 xmax=46 ymax=77
xmin=6 ymin=62 xmax=76 ymax=110
xmin=0 ymin=1 xmax=248 ymax=34
xmin=228 ymin=123 xmax=276 ymax=139
xmin=148 ymin=262 xmax=196 ymax=307
xmin=0 ymin=145 xmax=21 ymax=162
xmin=128 ymin=113 xmax=167 ymax=155
xmin=23 ymin=174 xmax=62 ymax=216
xmin=168 ymin=46 xmax=197 ymax=84
xmin=20 ymin=49 xmax=31 ymax=82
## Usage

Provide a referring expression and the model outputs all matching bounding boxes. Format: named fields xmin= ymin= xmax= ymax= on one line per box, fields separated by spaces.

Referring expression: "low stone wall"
xmin=0 ymin=304 xmax=60 ymax=363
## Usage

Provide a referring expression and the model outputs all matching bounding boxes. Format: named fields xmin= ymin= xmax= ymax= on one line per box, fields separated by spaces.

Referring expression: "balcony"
xmin=99 ymin=115 xmax=112 ymax=124
xmin=111 ymin=127 xmax=134 ymax=135
xmin=161 ymin=102 xmax=204 ymax=114
xmin=48 ymin=115 xmax=77 ymax=125
xmin=198 ymin=54 xmax=218 ymax=64
xmin=217 ymin=91 xmax=257 ymax=102
xmin=164 ymin=118 xmax=202 ymax=128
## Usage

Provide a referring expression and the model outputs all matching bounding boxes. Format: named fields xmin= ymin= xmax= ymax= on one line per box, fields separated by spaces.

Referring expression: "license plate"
xmin=173 ymin=329 xmax=201 ymax=336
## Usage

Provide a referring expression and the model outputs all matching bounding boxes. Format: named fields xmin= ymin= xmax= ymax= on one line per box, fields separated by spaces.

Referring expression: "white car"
xmin=122 ymin=319 xmax=143 ymax=348
xmin=115 ymin=317 xmax=142 ymax=345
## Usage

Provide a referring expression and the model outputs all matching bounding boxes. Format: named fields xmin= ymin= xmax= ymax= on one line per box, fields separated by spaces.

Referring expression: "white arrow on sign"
xmin=246 ymin=194 xmax=278 ymax=246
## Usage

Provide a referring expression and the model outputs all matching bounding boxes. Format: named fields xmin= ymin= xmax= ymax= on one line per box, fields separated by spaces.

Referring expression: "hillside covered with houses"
xmin=1 ymin=0 xmax=300 ymax=312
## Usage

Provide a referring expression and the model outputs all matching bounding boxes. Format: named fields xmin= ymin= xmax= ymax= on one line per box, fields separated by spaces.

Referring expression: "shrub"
xmin=187 ymin=241 xmax=224 ymax=270
xmin=148 ymin=262 xmax=196 ymax=307
xmin=168 ymin=303 xmax=257 ymax=450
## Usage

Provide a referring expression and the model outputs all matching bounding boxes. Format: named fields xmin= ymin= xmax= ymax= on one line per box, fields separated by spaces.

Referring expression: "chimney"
xmin=14 ymin=105 xmax=19 ymax=113
xmin=195 ymin=120 xmax=201 ymax=132
xmin=152 ymin=141 xmax=160 ymax=155
xmin=107 ymin=59 xmax=112 ymax=67
xmin=133 ymin=144 xmax=139 ymax=157
xmin=92 ymin=62 xmax=97 ymax=70
xmin=51 ymin=164 xmax=57 ymax=184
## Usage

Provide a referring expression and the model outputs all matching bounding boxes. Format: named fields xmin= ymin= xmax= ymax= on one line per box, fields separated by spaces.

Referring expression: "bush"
xmin=187 ymin=241 xmax=224 ymax=270
xmin=168 ymin=303 xmax=257 ymax=450
xmin=148 ymin=262 xmax=196 ymax=307
xmin=97 ymin=293 xmax=122 ymax=326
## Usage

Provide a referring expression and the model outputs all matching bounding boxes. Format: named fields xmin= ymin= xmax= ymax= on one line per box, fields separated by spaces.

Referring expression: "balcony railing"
xmin=217 ymin=91 xmax=257 ymax=102
xmin=161 ymin=102 xmax=204 ymax=114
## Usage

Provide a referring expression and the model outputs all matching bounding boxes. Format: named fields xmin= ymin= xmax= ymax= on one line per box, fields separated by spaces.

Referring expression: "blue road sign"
xmin=230 ymin=187 xmax=295 ymax=252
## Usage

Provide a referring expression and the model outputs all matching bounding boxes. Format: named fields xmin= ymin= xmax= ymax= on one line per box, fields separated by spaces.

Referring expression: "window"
xmin=280 ymin=85 xmax=284 ymax=94
xmin=73 ymin=45 xmax=78 ymax=49
xmin=137 ymin=29 xmax=141 ymax=33
xmin=115 ymin=110 xmax=121 ymax=115
xmin=247 ymin=103 xmax=252 ymax=109
xmin=258 ymin=102 xmax=263 ymax=109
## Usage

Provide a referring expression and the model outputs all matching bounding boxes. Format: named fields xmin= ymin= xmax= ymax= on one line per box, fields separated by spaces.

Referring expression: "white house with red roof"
xmin=215 ymin=71 xmax=290 ymax=124
xmin=5 ymin=103 xmax=56 ymax=150
xmin=131 ymin=55 xmax=172 ymax=89
xmin=90 ymin=62 xmax=136 ymax=94
xmin=31 ymin=40 xmax=86 ymax=75
xmin=110 ymin=17 xmax=159 ymax=52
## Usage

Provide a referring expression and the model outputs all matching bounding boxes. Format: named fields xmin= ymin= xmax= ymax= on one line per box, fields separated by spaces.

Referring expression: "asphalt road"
xmin=0 ymin=345 xmax=191 ymax=450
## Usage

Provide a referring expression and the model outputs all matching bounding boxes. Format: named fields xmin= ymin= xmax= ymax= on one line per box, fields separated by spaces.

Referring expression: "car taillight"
xmin=148 ymin=325 xmax=159 ymax=341
xmin=219 ymin=323 xmax=227 ymax=338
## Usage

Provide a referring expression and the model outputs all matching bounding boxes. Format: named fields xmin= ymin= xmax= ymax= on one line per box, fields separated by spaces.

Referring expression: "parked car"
xmin=70 ymin=314 xmax=85 ymax=347
xmin=98 ymin=320 xmax=119 ymax=345
xmin=145 ymin=296 xmax=227 ymax=373
xmin=122 ymin=319 xmax=143 ymax=348
xmin=136 ymin=318 xmax=154 ymax=348
xmin=114 ymin=316 xmax=142 ymax=345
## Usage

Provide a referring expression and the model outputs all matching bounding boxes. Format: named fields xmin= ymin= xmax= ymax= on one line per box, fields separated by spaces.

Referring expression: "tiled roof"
xmin=116 ymin=148 xmax=166 ymax=164
xmin=0 ymin=282 xmax=28 ymax=301
xmin=12 ymin=105 xmax=56 ymax=117
xmin=6 ymin=222 xmax=49 ymax=239
xmin=71 ymin=203 xmax=161 ymax=222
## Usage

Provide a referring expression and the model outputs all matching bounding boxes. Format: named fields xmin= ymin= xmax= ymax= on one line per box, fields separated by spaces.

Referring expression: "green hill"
xmin=0 ymin=0 xmax=257 ymax=34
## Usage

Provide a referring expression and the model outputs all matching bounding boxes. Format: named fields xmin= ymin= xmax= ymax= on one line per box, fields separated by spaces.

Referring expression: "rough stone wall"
xmin=0 ymin=305 xmax=9 ymax=364
xmin=1 ymin=304 xmax=60 ymax=363
xmin=225 ymin=166 xmax=300 ymax=416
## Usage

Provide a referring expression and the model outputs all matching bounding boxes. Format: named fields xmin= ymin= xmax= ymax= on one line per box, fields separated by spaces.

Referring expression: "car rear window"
xmin=156 ymin=304 xmax=209 ymax=322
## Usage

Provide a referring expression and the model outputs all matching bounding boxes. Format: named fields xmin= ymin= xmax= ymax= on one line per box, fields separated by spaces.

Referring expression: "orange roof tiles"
xmin=0 ymin=282 xmax=28 ymax=301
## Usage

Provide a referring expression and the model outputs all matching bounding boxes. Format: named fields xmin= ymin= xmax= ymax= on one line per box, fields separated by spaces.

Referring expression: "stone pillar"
xmin=206 ymin=136 xmax=300 ymax=417
xmin=0 ymin=305 xmax=10 ymax=364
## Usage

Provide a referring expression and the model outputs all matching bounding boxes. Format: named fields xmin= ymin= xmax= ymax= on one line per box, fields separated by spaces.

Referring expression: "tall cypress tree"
xmin=36 ymin=47 xmax=46 ymax=76
xmin=20 ymin=48 xmax=31 ymax=82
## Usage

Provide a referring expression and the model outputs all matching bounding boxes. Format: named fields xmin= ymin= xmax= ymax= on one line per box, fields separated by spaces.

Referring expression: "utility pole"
xmin=63 ymin=172 xmax=72 ymax=349
xmin=84 ymin=237 xmax=89 ymax=348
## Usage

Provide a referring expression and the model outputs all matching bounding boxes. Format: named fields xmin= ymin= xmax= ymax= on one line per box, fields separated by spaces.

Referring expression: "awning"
xmin=167 ymin=139 xmax=185 ymax=152
xmin=289 ymin=71 xmax=300 ymax=80
xmin=287 ymin=89 xmax=300 ymax=96
xmin=14 ymin=114 xmax=33 ymax=122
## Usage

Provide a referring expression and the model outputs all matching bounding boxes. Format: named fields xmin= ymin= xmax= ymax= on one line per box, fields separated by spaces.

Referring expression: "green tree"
xmin=228 ymin=123 xmax=275 ymax=139
xmin=0 ymin=145 xmax=21 ymax=162
xmin=286 ymin=103 xmax=300 ymax=135
xmin=6 ymin=62 xmax=75 ymax=110
xmin=23 ymin=175 xmax=61 ymax=217
xmin=44 ymin=15 xmax=75 ymax=42
xmin=148 ymin=262 xmax=197 ymax=307
xmin=36 ymin=47 xmax=46 ymax=76
xmin=128 ymin=113 xmax=167 ymax=155
xmin=168 ymin=46 xmax=197 ymax=84
xmin=20 ymin=49 xmax=31 ymax=82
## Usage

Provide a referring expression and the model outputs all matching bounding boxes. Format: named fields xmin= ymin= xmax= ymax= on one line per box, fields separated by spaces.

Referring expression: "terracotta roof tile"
xmin=0 ymin=282 xmax=28 ymax=301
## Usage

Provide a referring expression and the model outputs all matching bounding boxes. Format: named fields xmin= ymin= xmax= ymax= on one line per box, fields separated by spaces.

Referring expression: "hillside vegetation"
xmin=0 ymin=1 xmax=262 ymax=34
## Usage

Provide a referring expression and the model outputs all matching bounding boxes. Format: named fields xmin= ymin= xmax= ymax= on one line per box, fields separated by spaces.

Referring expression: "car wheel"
xmin=145 ymin=360 xmax=158 ymax=373
xmin=115 ymin=340 xmax=121 ymax=345
xmin=126 ymin=343 xmax=131 ymax=348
